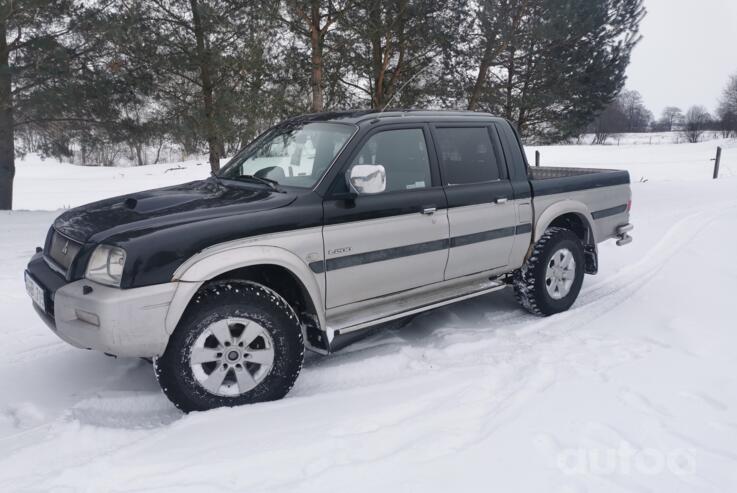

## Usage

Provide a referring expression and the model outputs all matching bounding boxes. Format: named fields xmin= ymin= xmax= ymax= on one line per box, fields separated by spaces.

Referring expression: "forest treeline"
xmin=1 ymin=0 xmax=648 ymax=209
xmin=589 ymin=75 xmax=737 ymax=144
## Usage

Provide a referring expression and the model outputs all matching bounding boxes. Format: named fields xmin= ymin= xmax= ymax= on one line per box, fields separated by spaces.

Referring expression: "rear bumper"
xmin=26 ymin=255 xmax=177 ymax=358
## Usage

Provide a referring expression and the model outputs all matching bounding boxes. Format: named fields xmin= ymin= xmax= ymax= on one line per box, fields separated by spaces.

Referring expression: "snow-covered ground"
xmin=2 ymin=137 xmax=737 ymax=492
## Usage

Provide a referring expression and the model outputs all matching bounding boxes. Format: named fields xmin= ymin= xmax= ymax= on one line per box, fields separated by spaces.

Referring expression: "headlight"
xmin=86 ymin=245 xmax=127 ymax=287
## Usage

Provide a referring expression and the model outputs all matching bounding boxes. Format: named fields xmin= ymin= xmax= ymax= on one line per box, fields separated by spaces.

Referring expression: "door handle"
xmin=421 ymin=206 xmax=437 ymax=215
xmin=495 ymin=197 xmax=508 ymax=204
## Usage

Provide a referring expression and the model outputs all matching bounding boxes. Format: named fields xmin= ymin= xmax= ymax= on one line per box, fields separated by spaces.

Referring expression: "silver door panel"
xmin=323 ymin=212 xmax=449 ymax=308
xmin=444 ymin=201 xmax=517 ymax=279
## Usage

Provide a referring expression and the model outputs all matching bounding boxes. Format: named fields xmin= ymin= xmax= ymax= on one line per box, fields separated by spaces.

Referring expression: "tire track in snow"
xmin=284 ymin=209 xmax=726 ymax=472
xmin=3 ymin=202 xmax=736 ymax=492
xmin=517 ymin=202 xmax=737 ymax=339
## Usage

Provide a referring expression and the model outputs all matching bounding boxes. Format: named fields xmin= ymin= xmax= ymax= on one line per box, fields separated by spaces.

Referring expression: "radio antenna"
xmin=380 ymin=63 xmax=434 ymax=112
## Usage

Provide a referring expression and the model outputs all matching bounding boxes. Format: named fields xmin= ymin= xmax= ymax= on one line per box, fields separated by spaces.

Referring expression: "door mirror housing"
xmin=347 ymin=164 xmax=386 ymax=195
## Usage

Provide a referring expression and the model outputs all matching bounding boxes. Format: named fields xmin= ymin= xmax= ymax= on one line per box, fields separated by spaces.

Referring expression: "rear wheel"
xmin=514 ymin=227 xmax=585 ymax=316
xmin=155 ymin=281 xmax=304 ymax=412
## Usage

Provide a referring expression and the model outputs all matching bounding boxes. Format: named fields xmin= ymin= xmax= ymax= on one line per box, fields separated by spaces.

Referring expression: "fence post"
xmin=535 ymin=150 xmax=540 ymax=167
xmin=713 ymin=147 xmax=722 ymax=179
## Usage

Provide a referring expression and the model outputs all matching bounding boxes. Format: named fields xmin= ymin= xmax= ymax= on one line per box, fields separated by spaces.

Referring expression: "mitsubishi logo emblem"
xmin=62 ymin=240 xmax=69 ymax=256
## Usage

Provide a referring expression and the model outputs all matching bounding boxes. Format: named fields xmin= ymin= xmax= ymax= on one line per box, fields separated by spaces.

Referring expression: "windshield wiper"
xmin=222 ymin=174 xmax=281 ymax=191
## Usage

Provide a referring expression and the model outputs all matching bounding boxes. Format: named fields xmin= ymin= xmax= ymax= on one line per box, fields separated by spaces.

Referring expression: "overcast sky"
xmin=626 ymin=0 xmax=737 ymax=117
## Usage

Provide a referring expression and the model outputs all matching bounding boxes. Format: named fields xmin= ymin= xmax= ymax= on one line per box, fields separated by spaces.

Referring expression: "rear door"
xmin=322 ymin=125 xmax=449 ymax=308
xmin=431 ymin=124 xmax=517 ymax=279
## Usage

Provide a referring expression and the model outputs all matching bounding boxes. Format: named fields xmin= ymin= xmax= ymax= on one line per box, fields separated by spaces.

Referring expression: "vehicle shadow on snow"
xmin=52 ymin=352 xmax=183 ymax=429
xmin=42 ymin=288 xmax=525 ymax=428
xmin=323 ymin=287 xmax=522 ymax=355
xmin=296 ymin=288 xmax=529 ymax=386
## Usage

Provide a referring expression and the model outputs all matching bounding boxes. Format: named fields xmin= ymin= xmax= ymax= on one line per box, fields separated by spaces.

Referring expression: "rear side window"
xmin=435 ymin=127 xmax=501 ymax=184
xmin=351 ymin=128 xmax=432 ymax=192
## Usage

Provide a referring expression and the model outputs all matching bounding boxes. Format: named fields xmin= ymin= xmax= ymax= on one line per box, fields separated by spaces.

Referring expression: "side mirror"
xmin=347 ymin=164 xmax=386 ymax=195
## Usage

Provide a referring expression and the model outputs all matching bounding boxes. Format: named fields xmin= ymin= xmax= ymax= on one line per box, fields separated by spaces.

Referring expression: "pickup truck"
xmin=25 ymin=110 xmax=633 ymax=412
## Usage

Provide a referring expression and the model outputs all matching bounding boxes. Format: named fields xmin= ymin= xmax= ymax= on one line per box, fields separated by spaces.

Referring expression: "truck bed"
xmin=528 ymin=166 xmax=630 ymax=196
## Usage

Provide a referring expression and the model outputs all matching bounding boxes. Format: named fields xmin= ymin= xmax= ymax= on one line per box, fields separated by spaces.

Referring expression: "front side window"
xmin=219 ymin=122 xmax=354 ymax=188
xmin=350 ymin=128 xmax=432 ymax=193
xmin=435 ymin=127 xmax=501 ymax=184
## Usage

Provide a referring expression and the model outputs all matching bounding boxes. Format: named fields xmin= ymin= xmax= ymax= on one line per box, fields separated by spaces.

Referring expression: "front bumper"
xmin=26 ymin=254 xmax=178 ymax=358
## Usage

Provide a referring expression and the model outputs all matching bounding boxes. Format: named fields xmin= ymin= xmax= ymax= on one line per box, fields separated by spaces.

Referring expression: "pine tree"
xmin=122 ymin=0 xmax=281 ymax=173
xmin=1 ymin=0 xmax=103 ymax=209
xmin=334 ymin=0 xmax=460 ymax=109
xmin=460 ymin=0 xmax=644 ymax=141
xmin=281 ymin=0 xmax=355 ymax=112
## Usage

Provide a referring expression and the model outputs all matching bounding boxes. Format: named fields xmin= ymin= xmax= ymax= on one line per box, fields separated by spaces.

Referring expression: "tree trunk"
xmin=504 ymin=44 xmax=515 ymax=121
xmin=309 ymin=0 xmax=324 ymax=113
xmin=468 ymin=40 xmax=494 ymax=111
xmin=369 ymin=1 xmax=385 ymax=109
xmin=0 ymin=20 xmax=14 ymax=210
xmin=153 ymin=139 xmax=164 ymax=164
xmin=134 ymin=143 xmax=145 ymax=166
xmin=190 ymin=0 xmax=221 ymax=173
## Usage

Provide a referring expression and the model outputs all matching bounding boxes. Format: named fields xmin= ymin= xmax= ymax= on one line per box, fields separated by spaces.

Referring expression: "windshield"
xmin=218 ymin=122 xmax=355 ymax=188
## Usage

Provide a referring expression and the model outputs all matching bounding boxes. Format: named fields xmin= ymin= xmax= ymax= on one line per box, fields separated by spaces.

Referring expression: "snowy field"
xmin=1 ymin=136 xmax=737 ymax=492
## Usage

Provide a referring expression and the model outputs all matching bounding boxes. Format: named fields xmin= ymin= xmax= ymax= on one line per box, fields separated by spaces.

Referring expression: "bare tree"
xmin=618 ymin=89 xmax=652 ymax=132
xmin=717 ymin=73 xmax=737 ymax=138
xmin=588 ymin=98 xmax=627 ymax=144
xmin=682 ymin=105 xmax=711 ymax=143
xmin=658 ymin=106 xmax=683 ymax=132
xmin=587 ymin=88 xmax=650 ymax=144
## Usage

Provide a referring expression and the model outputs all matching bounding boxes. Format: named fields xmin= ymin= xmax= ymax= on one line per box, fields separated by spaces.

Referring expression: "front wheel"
xmin=155 ymin=281 xmax=304 ymax=412
xmin=514 ymin=227 xmax=585 ymax=316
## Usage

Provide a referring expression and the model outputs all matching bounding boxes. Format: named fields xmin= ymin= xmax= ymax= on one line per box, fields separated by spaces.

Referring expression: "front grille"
xmin=46 ymin=230 xmax=82 ymax=274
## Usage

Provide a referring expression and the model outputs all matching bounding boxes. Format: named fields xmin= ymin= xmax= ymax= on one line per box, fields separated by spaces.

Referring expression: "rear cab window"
xmin=433 ymin=126 xmax=505 ymax=185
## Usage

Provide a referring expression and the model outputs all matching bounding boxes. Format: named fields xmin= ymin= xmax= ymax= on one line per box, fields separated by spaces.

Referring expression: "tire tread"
xmin=155 ymin=280 xmax=304 ymax=412
xmin=513 ymin=227 xmax=582 ymax=316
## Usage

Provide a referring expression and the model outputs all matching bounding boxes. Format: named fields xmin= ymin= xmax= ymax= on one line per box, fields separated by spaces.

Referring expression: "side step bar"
xmin=326 ymin=280 xmax=507 ymax=352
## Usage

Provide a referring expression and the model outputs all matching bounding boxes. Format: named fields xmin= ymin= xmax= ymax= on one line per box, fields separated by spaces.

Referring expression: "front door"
xmin=322 ymin=126 xmax=449 ymax=308
xmin=431 ymin=124 xmax=518 ymax=279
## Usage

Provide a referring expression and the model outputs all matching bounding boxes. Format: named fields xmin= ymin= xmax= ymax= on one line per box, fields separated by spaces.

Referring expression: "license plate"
xmin=25 ymin=272 xmax=46 ymax=312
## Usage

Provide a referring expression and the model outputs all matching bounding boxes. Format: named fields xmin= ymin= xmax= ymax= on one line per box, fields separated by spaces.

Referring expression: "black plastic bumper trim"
xmin=592 ymin=204 xmax=628 ymax=220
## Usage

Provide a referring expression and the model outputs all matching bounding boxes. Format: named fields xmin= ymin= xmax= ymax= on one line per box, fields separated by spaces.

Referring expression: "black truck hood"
xmin=50 ymin=177 xmax=325 ymax=288
xmin=54 ymin=178 xmax=296 ymax=244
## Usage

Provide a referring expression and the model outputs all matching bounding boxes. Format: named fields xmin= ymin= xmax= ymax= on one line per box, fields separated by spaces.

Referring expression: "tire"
xmin=514 ymin=227 xmax=585 ymax=316
xmin=155 ymin=280 xmax=304 ymax=412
